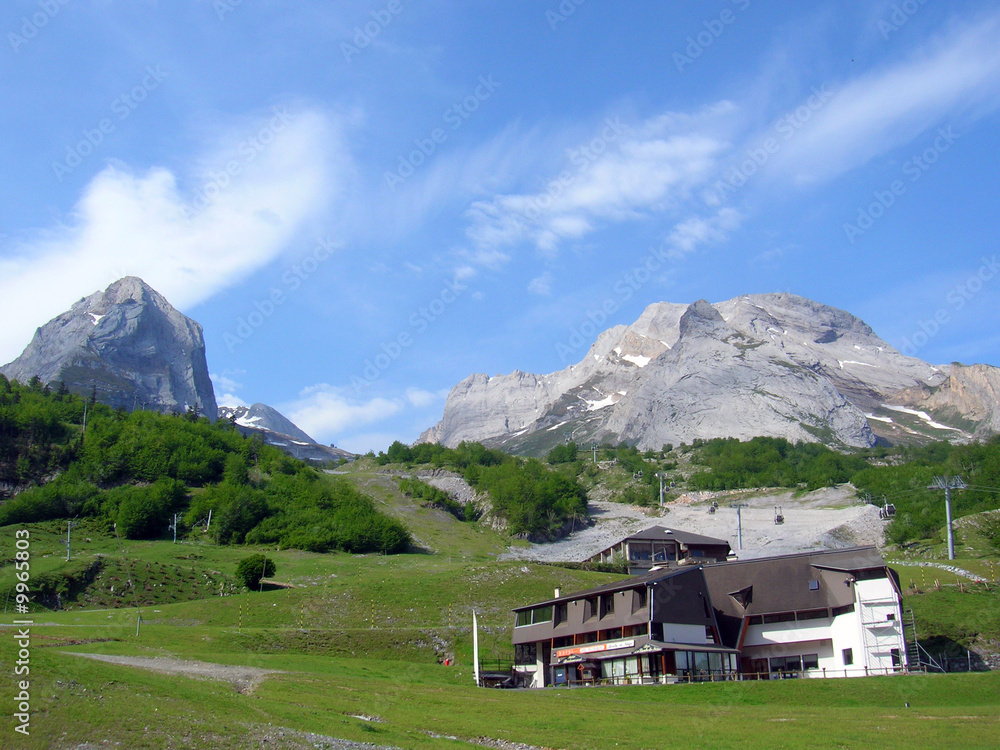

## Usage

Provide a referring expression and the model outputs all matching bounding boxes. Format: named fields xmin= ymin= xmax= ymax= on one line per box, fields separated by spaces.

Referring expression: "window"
xmin=632 ymin=587 xmax=647 ymax=612
xmin=691 ymin=549 xmax=705 ymax=557
xmin=842 ymin=648 xmax=853 ymax=666
xmin=886 ymin=613 xmax=896 ymax=621
xmin=832 ymin=604 xmax=855 ymax=617
xmin=763 ymin=612 xmax=795 ymax=624
xmin=514 ymin=606 xmax=552 ymax=627
xmin=808 ymin=579 xmax=820 ymax=591
xmin=600 ymin=593 xmax=615 ymax=618
xmin=803 ymin=654 xmax=819 ymax=670
xmin=796 ymin=609 xmax=828 ymax=621
xmin=584 ymin=597 xmax=598 ymax=620
xmin=891 ymin=648 xmax=901 ymax=667
xmin=554 ymin=602 xmax=568 ymax=626
xmin=514 ymin=643 xmax=537 ymax=665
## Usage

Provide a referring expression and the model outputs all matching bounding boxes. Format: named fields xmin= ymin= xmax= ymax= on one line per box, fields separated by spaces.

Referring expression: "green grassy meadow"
xmin=1 ymin=462 xmax=999 ymax=748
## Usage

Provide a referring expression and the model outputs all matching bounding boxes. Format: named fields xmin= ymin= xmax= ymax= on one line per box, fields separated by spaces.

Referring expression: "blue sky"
xmin=2 ymin=1 xmax=1000 ymax=453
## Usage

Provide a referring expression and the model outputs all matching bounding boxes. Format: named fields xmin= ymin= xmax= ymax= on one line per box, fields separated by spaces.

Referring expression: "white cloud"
xmin=768 ymin=13 xmax=1000 ymax=184
xmin=0 ymin=107 xmax=344 ymax=363
xmin=211 ymin=370 xmax=249 ymax=409
xmin=528 ymin=272 xmax=553 ymax=296
xmin=664 ymin=208 xmax=743 ymax=259
xmin=405 ymin=386 xmax=444 ymax=408
xmin=282 ymin=384 xmax=403 ymax=443
xmin=464 ymin=121 xmax=729 ymax=257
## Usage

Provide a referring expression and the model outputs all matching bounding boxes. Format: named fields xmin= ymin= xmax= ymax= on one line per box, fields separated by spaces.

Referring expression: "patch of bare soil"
xmin=62 ymin=652 xmax=283 ymax=694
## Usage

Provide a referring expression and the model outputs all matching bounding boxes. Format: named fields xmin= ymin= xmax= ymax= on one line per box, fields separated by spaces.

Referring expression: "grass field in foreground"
xmin=1 ymin=628 xmax=998 ymax=750
xmin=1 ymin=465 xmax=999 ymax=749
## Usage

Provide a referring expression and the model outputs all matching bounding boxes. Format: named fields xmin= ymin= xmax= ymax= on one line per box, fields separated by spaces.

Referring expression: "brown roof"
xmin=623 ymin=525 xmax=731 ymax=547
xmin=702 ymin=546 xmax=887 ymax=621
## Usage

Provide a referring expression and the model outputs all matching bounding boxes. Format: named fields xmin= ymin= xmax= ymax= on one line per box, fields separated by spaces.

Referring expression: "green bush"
xmin=236 ymin=553 xmax=276 ymax=589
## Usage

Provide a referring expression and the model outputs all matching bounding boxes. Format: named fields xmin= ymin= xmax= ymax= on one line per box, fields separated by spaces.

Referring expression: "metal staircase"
xmin=904 ymin=608 xmax=944 ymax=672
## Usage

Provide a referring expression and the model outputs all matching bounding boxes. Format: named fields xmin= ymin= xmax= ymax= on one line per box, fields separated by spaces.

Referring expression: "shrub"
xmin=236 ymin=554 xmax=276 ymax=589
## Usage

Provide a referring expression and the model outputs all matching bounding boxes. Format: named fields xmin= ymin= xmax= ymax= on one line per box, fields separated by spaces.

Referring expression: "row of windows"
xmin=746 ymin=608 xmax=830 ymax=626
xmin=550 ymin=623 xmax=650 ymax=648
xmin=516 ymin=588 xmax=647 ymax=628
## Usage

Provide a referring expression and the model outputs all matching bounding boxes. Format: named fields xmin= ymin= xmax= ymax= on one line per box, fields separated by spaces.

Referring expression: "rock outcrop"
xmin=1 ymin=277 xmax=217 ymax=419
xmin=217 ymin=402 xmax=355 ymax=463
xmin=420 ymin=293 xmax=996 ymax=453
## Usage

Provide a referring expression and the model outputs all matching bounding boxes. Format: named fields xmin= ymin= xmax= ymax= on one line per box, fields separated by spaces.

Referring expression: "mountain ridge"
xmin=421 ymin=293 xmax=997 ymax=454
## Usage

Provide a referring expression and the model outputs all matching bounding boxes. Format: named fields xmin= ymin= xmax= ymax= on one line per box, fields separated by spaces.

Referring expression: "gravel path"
xmin=500 ymin=485 xmax=888 ymax=562
xmin=62 ymin=652 xmax=283 ymax=693
xmin=885 ymin=561 xmax=988 ymax=581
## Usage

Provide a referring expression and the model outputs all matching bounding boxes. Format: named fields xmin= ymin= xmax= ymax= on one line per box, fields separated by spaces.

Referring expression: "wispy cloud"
xmin=768 ymin=12 xmax=1000 ymax=184
xmin=283 ymin=383 xmax=403 ymax=441
xmin=463 ymin=107 xmax=737 ymax=260
xmin=528 ymin=271 xmax=553 ymax=296
xmin=0 ymin=107 xmax=343 ymax=363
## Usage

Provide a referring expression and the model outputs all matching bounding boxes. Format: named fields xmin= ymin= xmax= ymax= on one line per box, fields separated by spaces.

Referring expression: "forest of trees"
xmin=685 ymin=436 xmax=869 ymax=492
xmin=376 ymin=440 xmax=588 ymax=537
xmin=0 ymin=375 xmax=411 ymax=554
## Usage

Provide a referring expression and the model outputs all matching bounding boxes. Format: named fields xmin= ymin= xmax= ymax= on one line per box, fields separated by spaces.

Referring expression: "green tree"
xmin=236 ymin=554 xmax=276 ymax=589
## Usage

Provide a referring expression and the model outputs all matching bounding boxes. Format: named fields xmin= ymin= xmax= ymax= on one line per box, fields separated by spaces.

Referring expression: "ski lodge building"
xmin=512 ymin=546 xmax=906 ymax=686
xmin=584 ymin=525 xmax=733 ymax=574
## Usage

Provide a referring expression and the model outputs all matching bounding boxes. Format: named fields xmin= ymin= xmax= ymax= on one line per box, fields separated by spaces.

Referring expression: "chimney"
xmin=554 ymin=587 xmax=561 ymax=598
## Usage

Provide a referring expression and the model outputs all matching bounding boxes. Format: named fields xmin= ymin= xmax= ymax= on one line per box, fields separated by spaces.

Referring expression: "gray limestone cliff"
xmin=1 ymin=277 xmax=217 ymax=419
xmin=419 ymin=293 xmax=996 ymax=453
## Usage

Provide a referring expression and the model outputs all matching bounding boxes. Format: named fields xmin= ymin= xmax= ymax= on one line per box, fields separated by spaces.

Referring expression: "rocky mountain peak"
xmin=420 ymin=293 xmax=996 ymax=454
xmin=1 ymin=277 xmax=217 ymax=419
xmin=678 ymin=299 xmax=728 ymax=339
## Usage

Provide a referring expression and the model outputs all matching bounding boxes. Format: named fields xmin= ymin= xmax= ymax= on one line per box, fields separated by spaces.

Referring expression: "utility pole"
xmin=656 ymin=473 xmax=666 ymax=507
xmin=66 ymin=520 xmax=72 ymax=562
xmin=730 ymin=503 xmax=748 ymax=551
xmin=592 ymin=443 xmax=597 ymax=463
xmin=170 ymin=514 xmax=178 ymax=544
xmin=929 ymin=476 xmax=965 ymax=560
xmin=81 ymin=403 xmax=88 ymax=445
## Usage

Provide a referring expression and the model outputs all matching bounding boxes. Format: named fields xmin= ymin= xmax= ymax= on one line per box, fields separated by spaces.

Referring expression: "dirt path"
xmin=62 ymin=652 xmax=283 ymax=693
xmin=500 ymin=485 xmax=888 ymax=562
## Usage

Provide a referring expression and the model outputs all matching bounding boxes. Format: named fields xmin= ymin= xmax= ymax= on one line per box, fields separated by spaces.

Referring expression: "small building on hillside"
xmin=586 ymin=525 xmax=732 ymax=574
xmin=512 ymin=546 xmax=906 ymax=686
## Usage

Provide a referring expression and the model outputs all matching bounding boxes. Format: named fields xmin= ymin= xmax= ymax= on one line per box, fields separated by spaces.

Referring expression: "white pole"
xmin=473 ymin=610 xmax=481 ymax=687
